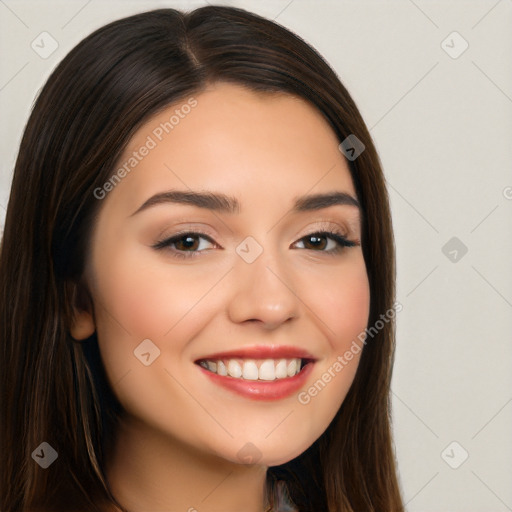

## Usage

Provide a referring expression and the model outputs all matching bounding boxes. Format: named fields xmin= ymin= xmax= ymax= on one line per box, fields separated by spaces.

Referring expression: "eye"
xmin=152 ymin=231 xmax=218 ymax=259
xmin=293 ymin=231 xmax=358 ymax=254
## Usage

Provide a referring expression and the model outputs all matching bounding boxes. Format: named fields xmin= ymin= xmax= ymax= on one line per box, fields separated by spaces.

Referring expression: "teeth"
xmin=199 ymin=358 xmax=304 ymax=381
xmin=287 ymin=359 xmax=298 ymax=377
xmin=228 ymin=360 xmax=242 ymax=378
xmin=275 ymin=359 xmax=287 ymax=379
xmin=217 ymin=360 xmax=227 ymax=376
xmin=259 ymin=360 xmax=275 ymax=381
xmin=242 ymin=361 xmax=259 ymax=380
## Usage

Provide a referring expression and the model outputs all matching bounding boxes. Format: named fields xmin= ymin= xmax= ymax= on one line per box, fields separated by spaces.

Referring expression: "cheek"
xmin=88 ymin=240 xmax=234 ymax=396
xmin=294 ymin=256 xmax=369 ymax=408
xmin=91 ymin=242 xmax=224 ymax=340
xmin=305 ymin=255 xmax=370 ymax=349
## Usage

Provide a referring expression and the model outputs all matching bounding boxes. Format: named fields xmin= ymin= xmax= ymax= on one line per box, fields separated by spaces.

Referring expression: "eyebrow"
xmin=129 ymin=189 xmax=360 ymax=217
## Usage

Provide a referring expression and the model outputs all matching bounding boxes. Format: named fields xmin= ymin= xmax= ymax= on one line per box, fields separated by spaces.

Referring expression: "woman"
xmin=0 ymin=6 xmax=404 ymax=511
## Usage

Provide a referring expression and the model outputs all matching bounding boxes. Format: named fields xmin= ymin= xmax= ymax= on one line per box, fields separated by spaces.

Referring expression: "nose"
xmin=226 ymin=248 xmax=300 ymax=330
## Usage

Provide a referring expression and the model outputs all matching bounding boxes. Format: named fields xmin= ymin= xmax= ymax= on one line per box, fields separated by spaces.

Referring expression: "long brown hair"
xmin=0 ymin=6 xmax=403 ymax=511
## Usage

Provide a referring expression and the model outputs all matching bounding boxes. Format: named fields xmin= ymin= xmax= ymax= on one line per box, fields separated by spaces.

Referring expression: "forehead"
xmin=107 ymin=81 xmax=357 ymax=213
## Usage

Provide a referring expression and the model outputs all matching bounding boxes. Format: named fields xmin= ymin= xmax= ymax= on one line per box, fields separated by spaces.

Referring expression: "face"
xmin=75 ymin=82 xmax=370 ymax=467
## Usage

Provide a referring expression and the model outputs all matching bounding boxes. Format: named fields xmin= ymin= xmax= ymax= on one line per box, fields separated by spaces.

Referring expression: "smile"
xmin=197 ymin=358 xmax=309 ymax=381
xmin=194 ymin=345 xmax=317 ymax=401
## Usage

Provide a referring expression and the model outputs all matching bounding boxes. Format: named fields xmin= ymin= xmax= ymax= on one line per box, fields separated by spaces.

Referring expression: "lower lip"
xmin=197 ymin=362 xmax=315 ymax=401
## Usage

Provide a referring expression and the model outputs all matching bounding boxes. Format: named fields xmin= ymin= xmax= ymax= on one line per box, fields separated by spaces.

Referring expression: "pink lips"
xmin=195 ymin=345 xmax=316 ymax=362
xmin=194 ymin=345 xmax=317 ymax=401
xmin=197 ymin=362 xmax=315 ymax=401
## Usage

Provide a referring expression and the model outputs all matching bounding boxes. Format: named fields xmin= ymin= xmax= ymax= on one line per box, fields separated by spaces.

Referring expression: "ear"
xmin=68 ymin=279 xmax=96 ymax=341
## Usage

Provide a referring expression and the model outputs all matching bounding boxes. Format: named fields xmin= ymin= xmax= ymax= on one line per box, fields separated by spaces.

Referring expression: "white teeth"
xmin=242 ymin=361 xmax=259 ymax=380
xmin=199 ymin=357 xmax=304 ymax=380
xmin=275 ymin=359 xmax=288 ymax=379
xmin=228 ymin=360 xmax=242 ymax=378
xmin=259 ymin=359 xmax=276 ymax=381
xmin=217 ymin=360 xmax=227 ymax=376
xmin=287 ymin=359 xmax=298 ymax=377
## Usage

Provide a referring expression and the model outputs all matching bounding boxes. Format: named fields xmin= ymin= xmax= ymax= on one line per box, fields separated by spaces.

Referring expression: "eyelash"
xmin=152 ymin=227 xmax=359 ymax=260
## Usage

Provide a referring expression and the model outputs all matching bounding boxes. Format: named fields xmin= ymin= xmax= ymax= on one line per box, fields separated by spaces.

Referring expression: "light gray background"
xmin=1 ymin=1 xmax=511 ymax=510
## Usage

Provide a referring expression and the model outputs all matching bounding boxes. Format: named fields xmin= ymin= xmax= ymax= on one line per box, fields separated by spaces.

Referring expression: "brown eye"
xmin=302 ymin=234 xmax=328 ymax=250
xmin=152 ymin=232 xmax=218 ymax=257
xmin=293 ymin=231 xmax=358 ymax=254
xmin=174 ymin=235 xmax=201 ymax=251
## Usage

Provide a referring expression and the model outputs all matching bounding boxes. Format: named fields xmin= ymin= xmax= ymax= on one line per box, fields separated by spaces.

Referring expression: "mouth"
xmin=194 ymin=346 xmax=317 ymax=401
xmin=195 ymin=357 xmax=314 ymax=381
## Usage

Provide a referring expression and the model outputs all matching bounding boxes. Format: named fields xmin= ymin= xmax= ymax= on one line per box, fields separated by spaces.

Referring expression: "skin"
xmin=71 ymin=82 xmax=370 ymax=512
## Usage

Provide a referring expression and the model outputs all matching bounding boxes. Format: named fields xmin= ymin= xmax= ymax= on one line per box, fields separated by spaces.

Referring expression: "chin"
xmin=218 ymin=436 xmax=316 ymax=468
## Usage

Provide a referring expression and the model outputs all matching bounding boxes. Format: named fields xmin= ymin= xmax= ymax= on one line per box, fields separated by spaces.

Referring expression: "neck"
xmin=103 ymin=414 xmax=270 ymax=512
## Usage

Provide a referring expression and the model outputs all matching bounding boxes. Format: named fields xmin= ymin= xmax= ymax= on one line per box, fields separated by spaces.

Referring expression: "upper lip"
xmin=195 ymin=345 xmax=317 ymax=362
